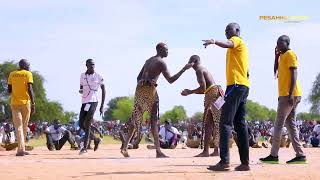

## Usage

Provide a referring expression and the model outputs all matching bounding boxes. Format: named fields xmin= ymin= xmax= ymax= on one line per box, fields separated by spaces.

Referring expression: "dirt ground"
xmin=0 ymin=144 xmax=319 ymax=180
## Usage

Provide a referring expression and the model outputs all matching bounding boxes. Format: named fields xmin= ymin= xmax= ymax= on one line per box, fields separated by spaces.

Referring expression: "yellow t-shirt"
xmin=226 ymin=36 xmax=250 ymax=87
xmin=278 ymin=50 xmax=302 ymax=97
xmin=8 ymin=70 xmax=33 ymax=105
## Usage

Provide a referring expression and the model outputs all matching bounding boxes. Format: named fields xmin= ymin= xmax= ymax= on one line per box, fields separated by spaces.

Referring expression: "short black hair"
xmin=189 ymin=55 xmax=200 ymax=64
xmin=86 ymin=59 xmax=94 ymax=64
xmin=156 ymin=42 xmax=166 ymax=52
xmin=278 ymin=35 xmax=290 ymax=46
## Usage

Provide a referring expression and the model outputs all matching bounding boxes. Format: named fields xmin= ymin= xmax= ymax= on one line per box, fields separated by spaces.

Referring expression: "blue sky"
xmin=1 ymin=0 xmax=319 ymax=120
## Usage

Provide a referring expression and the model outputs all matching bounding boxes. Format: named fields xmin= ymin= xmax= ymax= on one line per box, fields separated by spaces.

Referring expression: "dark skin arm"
xmin=8 ymin=85 xmax=12 ymax=94
xmin=100 ymin=84 xmax=106 ymax=115
xmin=181 ymin=70 xmax=206 ymax=96
xmin=288 ymin=67 xmax=297 ymax=106
xmin=161 ymin=62 xmax=192 ymax=84
xmin=274 ymin=47 xmax=280 ymax=77
xmin=26 ymin=83 xmax=35 ymax=114
xmin=202 ymin=39 xmax=234 ymax=48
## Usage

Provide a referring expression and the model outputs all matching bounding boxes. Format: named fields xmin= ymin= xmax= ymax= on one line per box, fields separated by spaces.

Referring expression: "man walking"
xmin=7 ymin=59 xmax=35 ymax=156
xmin=203 ymin=23 xmax=250 ymax=171
xmin=260 ymin=35 xmax=306 ymax=164
xmin=78 ymin=59 xmax=105 ymax=155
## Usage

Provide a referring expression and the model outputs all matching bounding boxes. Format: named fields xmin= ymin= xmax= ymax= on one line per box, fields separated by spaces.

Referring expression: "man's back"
xmin=197 ymin=66 xmax=215 ymax=88
xmin=8 ymin=70 xmax=33 ymax=105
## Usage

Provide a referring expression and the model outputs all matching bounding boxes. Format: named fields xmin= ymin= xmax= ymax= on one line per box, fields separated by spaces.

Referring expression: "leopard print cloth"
xmin=203 ymin=85 xmax=221 ymax=147
xmin=130 ymin=84 xmax=159 ymax=130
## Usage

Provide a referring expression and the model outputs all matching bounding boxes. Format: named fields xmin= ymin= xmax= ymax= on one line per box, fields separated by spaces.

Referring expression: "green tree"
xmin=191 ymin=112 xmax=204 ymax=121
xmin=297 ymin=112 xmax=320 ymax=121
xmin=160 ymin=105 xmax=187 ymax=123
xmin=103 ymin=96 xmax=127 ymax=121
xmin=0 ymin=61 xmax=76 ymax=123
xmin=309 ymin=73 xmax=320 ymax=114
xmin=112 ymin=97 xmax=134 ymax=123
xmin=246 ymin=100 xmax=276 ymax=121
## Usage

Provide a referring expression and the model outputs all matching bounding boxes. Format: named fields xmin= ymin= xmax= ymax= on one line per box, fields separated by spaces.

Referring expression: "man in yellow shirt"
xmin=7 ymin=59 xmax=35 ymax=156
xmin=260 ymin=35 xmax=306 ymax=164
xmin=203 ymin=23 xmax=250 ymax=171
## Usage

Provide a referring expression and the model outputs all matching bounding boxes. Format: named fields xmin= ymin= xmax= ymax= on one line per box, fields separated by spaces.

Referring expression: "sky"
xmin=1 ymin=0 xmax=319 ymax=120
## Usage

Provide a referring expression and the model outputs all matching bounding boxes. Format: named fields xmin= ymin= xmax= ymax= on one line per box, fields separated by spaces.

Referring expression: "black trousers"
xmin=79 ymin=102 xmax=98 ymax=150
xmin=46 ymin=131 xmax=75 ymax=150
xmin=219 ymin=85 xmax=249 ymax=165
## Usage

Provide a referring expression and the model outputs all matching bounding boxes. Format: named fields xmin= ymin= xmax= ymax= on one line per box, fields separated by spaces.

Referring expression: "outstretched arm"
xmin=181 ymin=71 xmax=206 ymax=96
xmin=203 ymin=39 xmax=234 ymax=49
xmin=161 ymin=62 xmax=192 ymax=84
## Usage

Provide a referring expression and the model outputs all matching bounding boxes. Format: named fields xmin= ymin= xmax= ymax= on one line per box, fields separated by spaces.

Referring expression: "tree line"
xmin=1 ymin=60 xmax=320 ymax=124
xmin=0 ymin=61 xmax=77 ymax=123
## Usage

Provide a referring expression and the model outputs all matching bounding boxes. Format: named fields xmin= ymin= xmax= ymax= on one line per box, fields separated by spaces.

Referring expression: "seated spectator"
xmin=158 ymin=120 xmax=180 ymax=149
xmin=45 ymin=119 xmax=78 ymax=151
xmin=310 ymin=122 xmax=320 ymax=147
xmin=74 ymin=120 xmax=102 ymax=151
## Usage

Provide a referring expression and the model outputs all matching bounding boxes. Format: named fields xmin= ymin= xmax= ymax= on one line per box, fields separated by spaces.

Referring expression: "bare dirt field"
xmin=0 ymin=144 xmax=319 ymax=180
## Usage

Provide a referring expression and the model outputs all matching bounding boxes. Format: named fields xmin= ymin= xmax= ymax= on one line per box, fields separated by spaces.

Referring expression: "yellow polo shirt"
xmin=278 ymin=50 xmax=302 ymax=97
xmin=226 ymin=36 xmax=250 ymax=87
xmin=8 ymin=70 xmax=33 ymax=105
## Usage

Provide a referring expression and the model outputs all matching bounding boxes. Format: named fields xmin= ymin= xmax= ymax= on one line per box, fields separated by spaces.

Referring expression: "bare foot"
xmin=156 ymin=151 xmax=169 ymax=158
xmin=194 ymin=152 xmax=210 ymax=157
xmin=210 ymin=151 xmax=219 ymax=157
xmin=121 ymin=149 xmax=130 ymax=158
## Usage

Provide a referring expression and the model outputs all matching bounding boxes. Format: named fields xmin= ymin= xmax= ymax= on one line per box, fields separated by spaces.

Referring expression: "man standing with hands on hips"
xmin=203 ymin=23 xmax=250 ymax=171
xmin=7 ymin=59 xmax=35 ymax=156
xmin=78 ymin=59 xmax=106 ymax=155
xmin=260 ymin=35 xmax=306 ymax=164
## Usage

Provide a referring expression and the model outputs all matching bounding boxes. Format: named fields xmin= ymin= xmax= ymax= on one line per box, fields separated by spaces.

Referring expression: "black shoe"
xmin=16 ymin=151 xmax=29 ymax=156
xmin=260 ymin=155 xmax=279 ymax=164
xmin=286 ymin=156 xmax=307 ymax=164
xmin=94 ymin=138 xmax=102 ymax=151
xmin=207 ymin=161 xmax=230 ymax=171
xmin=235 ymin=164 xmax=250 ymax=171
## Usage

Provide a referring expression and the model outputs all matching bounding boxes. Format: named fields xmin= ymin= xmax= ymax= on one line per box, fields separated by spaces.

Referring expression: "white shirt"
xmin=46 ymin=125 xmax=67 ymax=141
xmin=313 ymin=124 xmax=320 ymax=138
xmin=269 ymin=127 xmax=287 ymax=137
xmin=80 ymin=72 xmax=104 ymax=104
xmin=159 ymin=125 xmax=180 ymax=142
